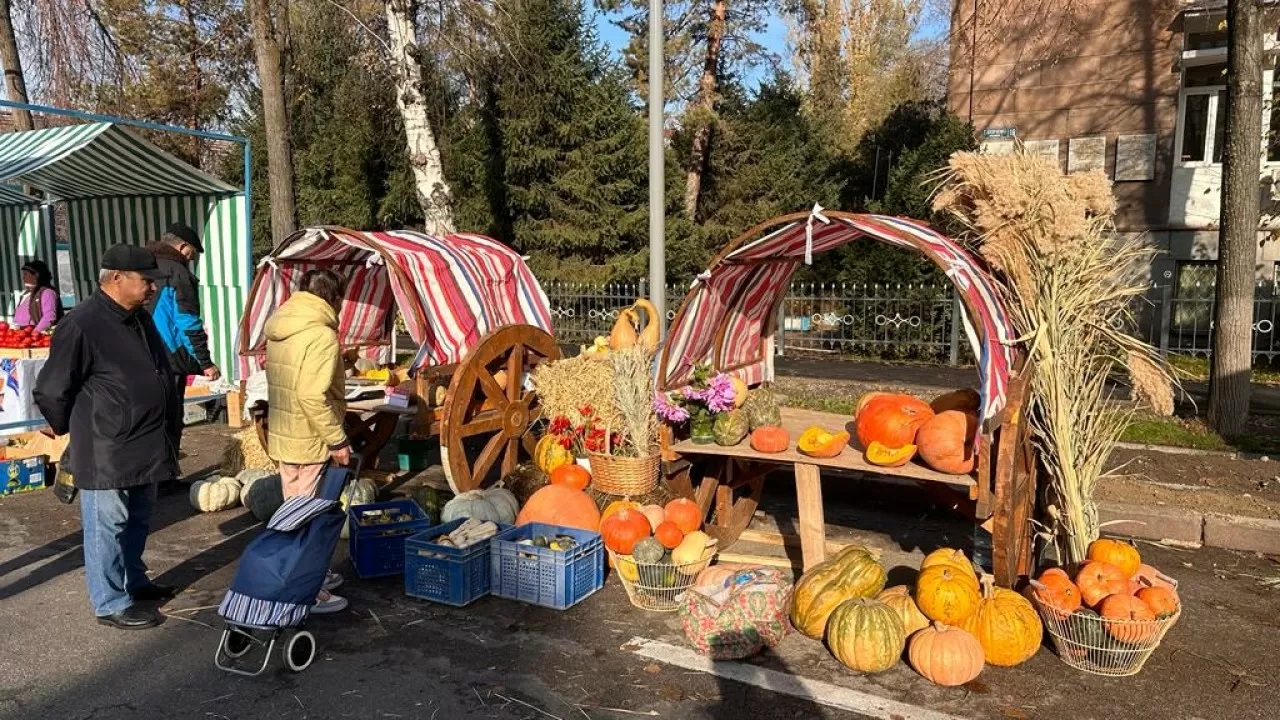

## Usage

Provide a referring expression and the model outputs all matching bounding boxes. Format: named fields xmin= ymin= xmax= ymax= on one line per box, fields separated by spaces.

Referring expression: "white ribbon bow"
xmin=691 ymin=269 xmax=712 ymax=288
xmin=805 ymin=203 xmax=830 ymax=266
xmin=257 ymin=256 xmax=278 ymax=270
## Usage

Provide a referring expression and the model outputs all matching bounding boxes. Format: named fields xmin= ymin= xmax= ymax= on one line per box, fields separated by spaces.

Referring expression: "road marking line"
xmin=623 ymin=637 xmax=968 ymax=720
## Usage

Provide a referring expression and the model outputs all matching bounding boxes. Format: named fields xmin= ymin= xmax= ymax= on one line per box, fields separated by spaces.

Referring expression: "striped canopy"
xmin=239 ymin=228 xmax=553 ymax=374
xmin=660 ymin=211 xmax=1018 ymax=425
xmin=0 ymin=184 xmax=37 ymax=206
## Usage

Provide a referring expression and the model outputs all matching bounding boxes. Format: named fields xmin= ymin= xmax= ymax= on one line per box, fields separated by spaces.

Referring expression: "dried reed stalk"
xmin=607 ymin=347 xmax=660 ymax=457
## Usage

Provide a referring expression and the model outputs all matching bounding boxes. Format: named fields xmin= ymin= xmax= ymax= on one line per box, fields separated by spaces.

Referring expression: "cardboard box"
xmin=2 ymin=430 xmax=69 ymax=463
xmin=226 ymin=389 xmax=244 ymax=428
xmin=0 ymin=347 xmax=48 ymax=359
xmin=0 ymin=455 xmax=48 ymax=496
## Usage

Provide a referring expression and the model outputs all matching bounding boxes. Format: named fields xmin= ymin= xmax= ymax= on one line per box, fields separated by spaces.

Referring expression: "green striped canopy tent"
xmin=0 ymin=121 xmax=249 ymax=379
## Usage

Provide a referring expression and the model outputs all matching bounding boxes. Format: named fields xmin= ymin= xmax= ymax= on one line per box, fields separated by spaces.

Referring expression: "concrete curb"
xmin=1098 ymin=500 xmax=1280 ymax=555
xmin=1113 ymin=441 xmax=1274 ymax=462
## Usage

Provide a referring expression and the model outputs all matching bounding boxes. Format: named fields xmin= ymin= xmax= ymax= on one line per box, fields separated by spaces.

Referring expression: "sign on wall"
xmin=1115 ymin=135 xmax=1157 ymax=182
xmin=982 ymin=127 xmax=1017 ymax=139
xmin=1068 ymin=137 xmax=1107 ymax=174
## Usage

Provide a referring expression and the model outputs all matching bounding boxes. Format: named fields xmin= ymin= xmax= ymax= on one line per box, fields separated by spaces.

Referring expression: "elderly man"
xmin=35 ymin=245 xmax=181 ymax=629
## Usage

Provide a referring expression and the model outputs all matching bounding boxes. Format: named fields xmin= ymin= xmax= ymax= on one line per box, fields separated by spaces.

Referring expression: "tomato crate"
xmin=404 ymin=519 xmax=511 ymax=606
xmin=348 ymin=500 xmax=431 ymax=578
xmin=489 ymin=523 xmax=603 ymax=610
xmin=0 ymin=456 xmax=47 ymax=497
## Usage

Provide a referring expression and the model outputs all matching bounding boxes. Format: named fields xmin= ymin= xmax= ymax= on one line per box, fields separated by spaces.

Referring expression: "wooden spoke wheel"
xmin=440 ymin=325 xmax=561 ymax=493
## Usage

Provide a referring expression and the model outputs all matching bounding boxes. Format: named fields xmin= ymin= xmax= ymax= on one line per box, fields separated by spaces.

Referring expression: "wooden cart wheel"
xmin=440 ymin=325 xmax=562 ymax=493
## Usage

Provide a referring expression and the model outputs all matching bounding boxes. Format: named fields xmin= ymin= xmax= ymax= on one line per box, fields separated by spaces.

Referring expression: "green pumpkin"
xmin=789 ymin=546 xmax=887 ymax=640
xmin=712 ymin=410 xmax=749 ymax=446
xmin=742 ymin=388 xmax=782 ymax=430
xmin=826 ymin=598 xmax=906 ymax=673
xmin=1065 ymin=608 xmax=1113 ymax=664
xmin=241 ymin=473 xmax=284 ymax=522
xmin=632 ymin=537 xmax=665 ymax=564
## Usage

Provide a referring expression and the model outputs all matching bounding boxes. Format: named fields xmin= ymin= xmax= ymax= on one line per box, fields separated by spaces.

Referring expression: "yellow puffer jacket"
xmin=265 ymin=291 xmax=347 ymax=464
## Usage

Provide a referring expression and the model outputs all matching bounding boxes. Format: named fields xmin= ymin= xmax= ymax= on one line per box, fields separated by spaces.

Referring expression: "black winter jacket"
xmin=34 ymin=291 xmax=181 ymax=490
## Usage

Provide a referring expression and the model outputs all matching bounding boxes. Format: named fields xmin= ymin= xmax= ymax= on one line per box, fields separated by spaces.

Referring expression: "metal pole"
xmin=648 ymin=0 xmax=666 ymax=338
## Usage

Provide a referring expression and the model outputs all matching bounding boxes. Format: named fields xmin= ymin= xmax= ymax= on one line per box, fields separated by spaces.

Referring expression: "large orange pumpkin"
xmin=1087 ymin=538 xmax=1141 ymax=579
xmin=915 ymin=566 xmax=981 ymax=625
xmin=1027 ymin=571 xmax=1082 ymax=617
xmin=516 ymin=484 xmax=602 ymax=532
xmin=549 ymin=463 xmax=591 ymax=492
xmin=599 ymin=508 xmax=651 ymax=555
xmin=919 ymin=547 xmax=978 ymax=582
xmin=855 ymin=391 xmax=889 ymax=416
xmin=915 ymin=411 xmax=978 ymax=475
xmin=1075 ymin=561 xmax=1130 ymax=608
xmin=1098 ymin=593 xmax=1157 ymax=644
xmin=854 ymin=394 xmax=934 ymax=450
xmin=663 ymin=498 xmax=702 ymax=534
xmin=1136 ymin=585 xmax=1179 ymax=619
xmin=908 ymin=622 xmax=985 ymax=687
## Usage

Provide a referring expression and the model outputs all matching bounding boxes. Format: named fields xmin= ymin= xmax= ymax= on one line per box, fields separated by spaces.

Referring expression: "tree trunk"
xmin=1208 ymin=0 xmax=1263 ymax=436
xmin=0 ymin=0 xmax=31 ymax=131
xmin=683 ymin=0 xmax=727 ymax=220
xmin=386 ymin=0 xmax=455 ymax=236
xmin=247 ymin=0 xmax=297 ymax=245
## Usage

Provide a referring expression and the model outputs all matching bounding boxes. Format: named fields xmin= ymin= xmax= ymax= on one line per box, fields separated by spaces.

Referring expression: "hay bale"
xmin=220 ymin=427 xmax=274 ymax=475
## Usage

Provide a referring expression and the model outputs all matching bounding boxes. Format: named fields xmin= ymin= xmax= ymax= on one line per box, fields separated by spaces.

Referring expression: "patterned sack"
xmin=680 ymin=567 xmax=793 ymax=660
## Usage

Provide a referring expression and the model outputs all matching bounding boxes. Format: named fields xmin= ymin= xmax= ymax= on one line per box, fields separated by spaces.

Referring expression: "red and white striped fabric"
xmin=662 ymin=213 xmax=1016 ymax=427
xmin=238 ymin=228 xmax=553 ymax=377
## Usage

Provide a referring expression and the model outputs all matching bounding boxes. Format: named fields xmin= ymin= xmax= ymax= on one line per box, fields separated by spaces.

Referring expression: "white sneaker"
xmin=312 ymin=591 xmax=348 ymax=614
xmin=323 ymin=571 xmax=344 ymax=591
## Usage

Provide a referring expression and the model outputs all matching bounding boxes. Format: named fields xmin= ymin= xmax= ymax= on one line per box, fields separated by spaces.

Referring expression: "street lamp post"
xmin=648 ymin=0 xmax=666 ymax=337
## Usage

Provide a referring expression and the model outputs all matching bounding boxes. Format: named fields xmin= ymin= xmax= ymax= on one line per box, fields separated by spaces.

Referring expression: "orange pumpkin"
xmin=600 ymin=499 xmax=641 ymax=524
xmin=1098 ymin=593 xmax=1157 ymax=644
xmin=915 ymin=411 xmax=978 ymax=475
xmin=855 ymin=391 xmax=889 ymax=416
xmin=1136 ymin=585 xmax=1179 ymax=619
xmin=638 ymin=504 xmax=666 ymax=532
xmin=664 ymin=498 xmax=702 ymax=534
xmin=865 ymin=441 xmax=916 ymax=467
xmin=797 ymin=426 xmax=849 ymax=458
xmin=654 ymin=521 xmax=684 ymax=549
xmin=516 ymin=484 xmax=602 ymax=532
xmin=854 ymin=394 xmax=934 ymax=450
xmin=549 ymin=463 xmax=591 ymax=492
xmin=750 ymin=426 xmax=790 ymax=453
xmin=1027 ymin=572 xmax=1082 ymax=616
xmin=929 ymin=388 xmax=980 ymax=415
xmin=1087 ymin=538 xmax=1141 ymax=579
xmin=599 ymin=508 xmax=651 ymax=555
xmin=1075 ymin=561 xmax=1130 ymax=608
xmin=1132 ymin=563 xmax=1177 ymax=593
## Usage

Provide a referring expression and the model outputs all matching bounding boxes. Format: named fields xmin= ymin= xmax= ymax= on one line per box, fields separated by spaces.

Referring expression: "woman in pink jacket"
xmin=14 ymin=260 xmax=61 ymax=332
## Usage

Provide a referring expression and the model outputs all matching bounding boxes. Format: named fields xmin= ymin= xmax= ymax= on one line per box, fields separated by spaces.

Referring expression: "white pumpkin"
xmin=441 ymin=485 xmax=518 ymax=525
xmin=189 ymin=476 xmax=242 ymax=513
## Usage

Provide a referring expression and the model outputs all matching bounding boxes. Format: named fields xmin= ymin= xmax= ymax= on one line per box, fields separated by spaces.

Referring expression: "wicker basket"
xmin=588 ymin=452 xmax=659 ymax=495
xmin=609 ymin=547 xmax=717 ymax=612
xmin=1030 ymin=594 xmax=1181 ymax=677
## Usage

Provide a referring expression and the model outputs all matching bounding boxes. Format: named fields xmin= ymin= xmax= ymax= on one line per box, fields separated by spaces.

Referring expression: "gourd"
xmin=671 ymin=530 xmax=714 ymax=572
xmin=789 ymin=547 xmax=887 ymax=640
xmin=515 ymin=484 xmax=602 ymax=531
xmin=712 ymin=410 xmax=748 ymax=446
xmin=632 ymin=298 xmax=661 ymax=353
xmin=600 ymin=508 xmax=652 ymax=555
xmin=189 ymin=476 xmax=242 ymax=513
xmin=1136 ymin=584 xmax=1179 ymax=619
xmin=441 ymin=485 xmax=519 ymax=525
xmin=549 ymin=464 xmax=591 ymax=491
xmin=602 ymin=499 xmax=642 ymax=525
xmin=750 ymin=426 xmax=789 ymax=453
xmin=240 ymin=472 xmax=284 ymax=522
xmin=854 ymin=394 xmax=934 ymax=450
xmin=1087 ymin=538 xmax=1141 ymax=579
xmin=1098 ymin=593 xmax=1157 ymax=644
xmin=655 ymin=521 xmax=684 ymax=549
xmin=864 ymin=441 xmax=915 ymax=467
xmin=915 ymin=411 xmax=978 ymax=475
xmin=929 ymin=388 xmax=981 ymax=415
xmin=609 ymin=307 xmax=640 ymax=350
xmin=1074 ymin=561 xmax=1129 ymax=608
xmin=959 ymin=576 xmax=1042 ymax=667
xmin=663 ymin=498 xmax=702 ymax=534
xmin=742 ymin=387 xmax=781 ymax=429
xmin=729 ymin=376 xmax=749 ymax=408
xmin=797 ymin=426 xmax=849 ymax=459
xmin=535 ymin=434 xmax=573 ymax=474
xmin=824 ymin=598 xmax=905 ymax=673
xmin=1064 ymin=608 xmax=1108 ymax=661
xmin=632 ymin=537 xmax=665 ymax=564
xmin=919 ymin=547 xmax=978 ymax=583
xmin=876 ymin=585 xmax=930 ymax=637
xmin=908 ymin=622 xmax=985 ymax=686
xmin=639 ymin=504 xmax=666 ymax=532
xmin=915 ymin=566 xmax=981 ymax=625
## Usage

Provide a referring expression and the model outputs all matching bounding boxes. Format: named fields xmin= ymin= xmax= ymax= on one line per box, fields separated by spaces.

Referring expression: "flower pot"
xmin=690 ymin=412 xmax=715 ymax=445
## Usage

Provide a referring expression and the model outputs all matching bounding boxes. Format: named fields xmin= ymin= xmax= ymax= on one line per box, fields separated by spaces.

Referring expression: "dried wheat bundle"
xmin=220 ymin=426 xmax=275 ymax=475
xmin=607 ymin=347 xmax=660 ymax=457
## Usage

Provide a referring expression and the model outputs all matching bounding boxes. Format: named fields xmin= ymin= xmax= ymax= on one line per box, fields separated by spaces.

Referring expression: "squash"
xmin=713 ymin=410 xmax=749 ymax=446
xmin=609 ymin=307 xmax=640 ymax=350
xmin=797 ymin=426 xmax=849 ymax=459
xmin=632 ymin=537 xmax=665 ymax=564
xmin=854 ymin=394 xmax=933 ymax=450
xmin=959 ymin=576 xmax=1042 ymax=667
xmin=410 ymin=484 xmax=452 ymax=521
xmin=485 ymin=484 xmax=519 ymax=520
xmin=1136 ymin=585 xmax=1179 ymax=619
xmin=694 ymin=565 xmax=737 ymax=592
xmin=515 ymin=484 xmax=601 ymax=531
xmin=1027 ymin=572 xmax=1082 ymax=617
xmin=1098 ymin=593 xmax=1157 ymax=644
xmin=655 ymin=521 xmax=684 ymax=549
xmin=240 ymin=472 xmax=284 ymax=522
xmin=876 ymin=585 xmax=930 ymax=637
xmin=749 ymin=426 xmax=789 ymax=453
xmin=915 ymin=566 xmax=981 ymax=625
xmin=639 ymin=504 xmax=666 ymax=532
xmin=535 ymin=434 xmax=573 ymax=474
xmin=908 ymin=622 xmax=985 ymax=686
xmin=825 ymin=598 xmax=905 ymax=673
xmin=600 ymin=508 xmax=652 ymax=555
xmin=632 ymin=298 xmax=661 ymax=353
xmin=788 ymin=548 xmax=887 ymax=640
xmin=1063 ymin=608 xmax=1108 ymax=662
xmin=742 ymin=387 xmax=781 ymax=429
xmin=854 ymin=391 xmax=888 ymax=417
xmin=1087 ymin=538 xmax=1141 ymax=579
xmin=338 ymin=476 xmax=381 ymax=539
xmin=915 ymin=411 xmax=978 ymax=475
xmin=189 ymin=476 xmax=242 ymax=513
xmin=442 ymin=486 xmax=518 ymax=525
xmin=929 ymin=388 xmax=981 ymax=415
xmin=1075 ymin=561 xmax=1130 ymax=608
xmin=729 ymin=376 xmax=749 ymax=408
xmin=919 ymin=548 xmax=978 ymax=582
xmin=550 ymin=463 xmax=591 ymax=491
xmin=663 ymin=498 xmax=702 ymax=534
xmin=864 ymin=441 xmax=915 ymax=467
xmin=671 ymin=530 xmax=714 ymax=572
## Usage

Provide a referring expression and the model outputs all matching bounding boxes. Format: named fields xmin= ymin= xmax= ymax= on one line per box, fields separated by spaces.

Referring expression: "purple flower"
xmin=705 ymin=374 xmax=737 ymax=413
xmin=654 ymin=392 xmax=691 ymax=423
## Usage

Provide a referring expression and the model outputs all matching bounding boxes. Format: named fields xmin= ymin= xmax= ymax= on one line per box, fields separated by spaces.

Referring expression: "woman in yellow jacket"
xmin=265 ymin=268 xmax=351 ymax=613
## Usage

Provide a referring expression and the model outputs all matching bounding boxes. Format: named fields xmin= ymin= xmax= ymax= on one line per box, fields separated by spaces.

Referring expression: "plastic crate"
xmin=397 ymin=437 xmax=433 ymax=472
xmin=405 ymin=519 xmax=511 ymax=606
xmin=348 ymin=500 xmax=431 ymax=578
xmin=489 ymin=523 xmax=603 ymax=610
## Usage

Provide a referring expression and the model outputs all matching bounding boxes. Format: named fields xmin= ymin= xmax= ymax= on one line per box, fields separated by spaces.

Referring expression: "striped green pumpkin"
xmin=826 ymin=598 xmax=906 ymax=673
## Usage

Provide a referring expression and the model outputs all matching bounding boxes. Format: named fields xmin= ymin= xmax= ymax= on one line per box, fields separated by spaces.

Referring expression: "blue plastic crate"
xmin=489 ymin=523 xmax=603 ymax=610
xmin=348 ymin=500 xmax=431 ymax=578
xmin=0 ymin=456 xmax=47 ymax=497
xmin=405 ymin=519 xmax=511 ymax=606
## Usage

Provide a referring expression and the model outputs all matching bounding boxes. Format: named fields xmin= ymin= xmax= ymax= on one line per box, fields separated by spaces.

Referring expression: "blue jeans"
xmin=80 ymin=484 xmax=158 ymax=616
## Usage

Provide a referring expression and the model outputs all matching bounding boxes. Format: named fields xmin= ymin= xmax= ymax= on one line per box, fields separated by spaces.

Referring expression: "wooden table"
xmin=344 ymin=397 xmax=426 ymax=470
xmin=668 ymin=407 xmax=979 ymax=572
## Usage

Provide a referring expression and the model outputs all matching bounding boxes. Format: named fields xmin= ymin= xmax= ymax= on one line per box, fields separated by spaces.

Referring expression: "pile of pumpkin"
xmin=1026 ymin=539 xmax=1180 ymax=654
xmin=854 ymin=390 xmax=981 ymax=474
xmin=790 ymin=545 xmax=1042 ymax=686
xmin=599 ymin=498 xmax=717 ymax=589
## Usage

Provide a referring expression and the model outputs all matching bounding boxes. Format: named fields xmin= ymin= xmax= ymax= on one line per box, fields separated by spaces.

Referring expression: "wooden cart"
xmin=657 ymin=211 xmax=1037 ymax=587
xmin=239 ymin=227 xmax=562 ymax=492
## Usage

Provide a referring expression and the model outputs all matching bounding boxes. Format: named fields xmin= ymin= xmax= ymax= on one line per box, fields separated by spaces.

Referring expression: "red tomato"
xmin=0 ymin=322 xmax=9 ymax=331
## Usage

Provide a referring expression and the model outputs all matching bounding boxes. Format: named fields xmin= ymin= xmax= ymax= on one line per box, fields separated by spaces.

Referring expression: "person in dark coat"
xmin=34 ymin=245 xmax=181 ymax=629
xmin=146 ymin=223 xmax=220 ymax=381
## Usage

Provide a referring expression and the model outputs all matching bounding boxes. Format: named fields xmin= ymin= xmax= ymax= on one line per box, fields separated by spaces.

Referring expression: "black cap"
xmin=165 ymin=222 xmax=203 ymax=252
xmin=100 ymin=244 xmax=160 ymax=279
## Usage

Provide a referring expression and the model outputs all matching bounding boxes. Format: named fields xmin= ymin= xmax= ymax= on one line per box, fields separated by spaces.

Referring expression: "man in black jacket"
xmin=35 ymin=245 xmax=181 ymax=629
xmin=146 ymin=223 xmax=220 ymax=381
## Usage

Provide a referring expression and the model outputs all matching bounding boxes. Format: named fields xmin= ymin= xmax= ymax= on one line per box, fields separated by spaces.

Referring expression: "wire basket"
xmin=608 ymin=547 xmax=716 ymax=612
xmin=1030 ymin=595 xmax=1181 ymax=677
xmin=588 ymin=452 xmax=659 ymax=495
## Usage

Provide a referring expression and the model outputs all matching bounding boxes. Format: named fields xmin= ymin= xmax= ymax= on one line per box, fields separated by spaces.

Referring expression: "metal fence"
xmin=1128 ymin=282 xmax=1280 ymax=361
